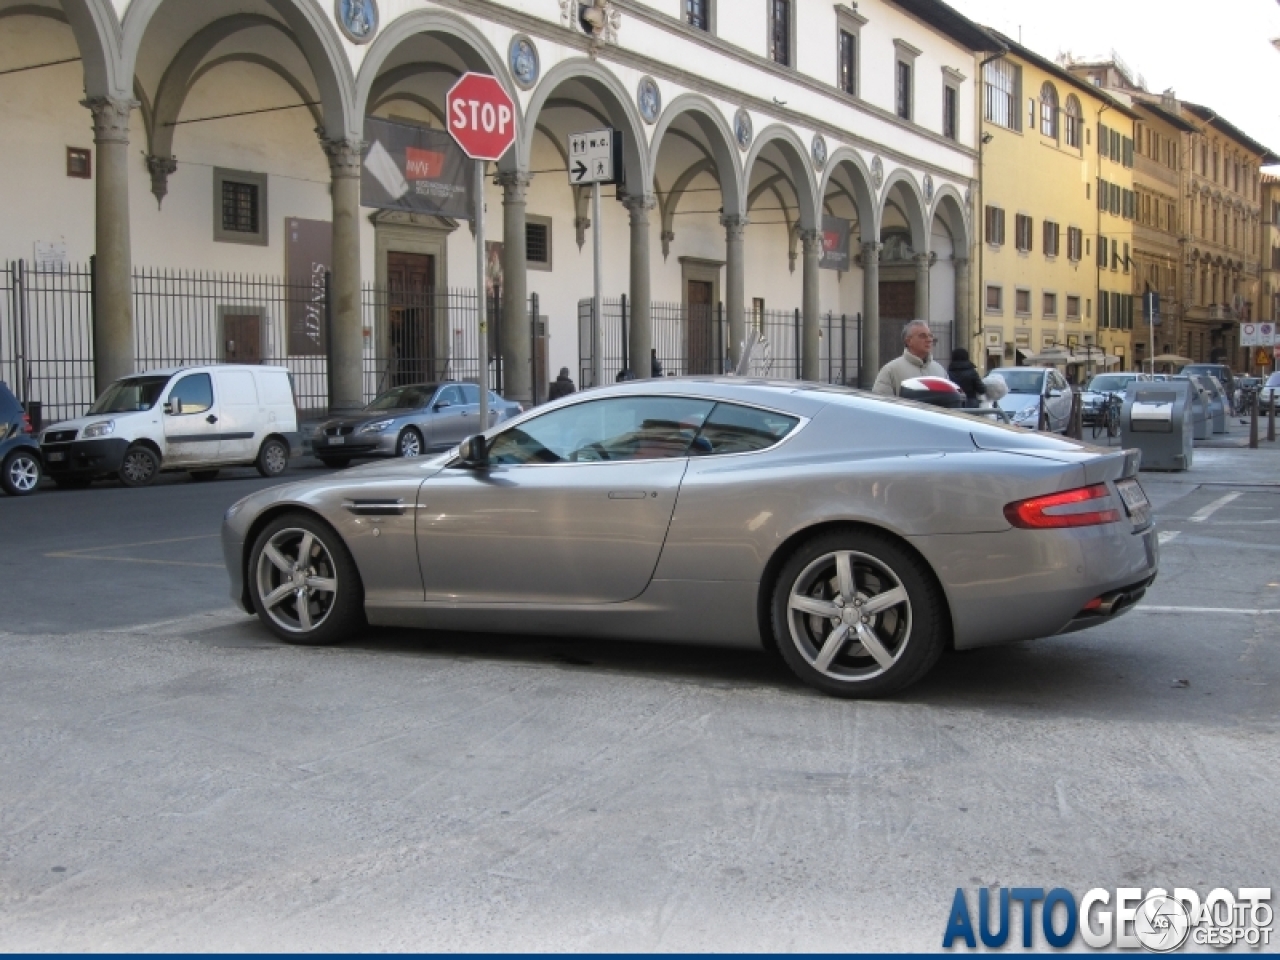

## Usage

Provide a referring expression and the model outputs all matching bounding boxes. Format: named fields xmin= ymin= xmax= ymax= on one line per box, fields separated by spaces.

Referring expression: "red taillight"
xmin=1004 ymin=483 xmax=1122 ymax=529
xmin=20 ymin=413 xmax=32 ymax=434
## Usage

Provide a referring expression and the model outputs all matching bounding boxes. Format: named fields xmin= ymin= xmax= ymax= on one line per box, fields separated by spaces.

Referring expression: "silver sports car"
xmin=222 ymin=378 xmax=1158 ymax=699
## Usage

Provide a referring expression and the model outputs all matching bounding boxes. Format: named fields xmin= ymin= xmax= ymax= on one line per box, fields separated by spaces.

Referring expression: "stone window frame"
xmin=1014 ymin=286 xmax=1032 ymax=317
xmin=526 ymin=213 xmax=553 ymax=272
xmin=893 ymin=39 xmax=921 ymax=123
xmin=1042 ymin=289 xmax=1058 ymax=319
xmin=213 ymin=167 xmax=269 ymax=247
xmin=767 ymin=0 xmax=795 ymax=69
xmin=1065 ymin=294 xmax=1082 ymax=321
xmin=985 ymin=283 xmax=1004 ymax=314
xmin=941 ymin=67 xmax=965 ymax=142
xmin=834 ymin=5 xmax=866 ymax=99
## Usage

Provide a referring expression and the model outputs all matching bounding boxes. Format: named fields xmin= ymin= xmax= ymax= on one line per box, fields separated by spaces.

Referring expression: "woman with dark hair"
xmin=947 ymin=347 xmax=986 ymax=407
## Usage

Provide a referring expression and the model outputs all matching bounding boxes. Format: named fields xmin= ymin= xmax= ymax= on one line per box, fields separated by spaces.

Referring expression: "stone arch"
xmin=818 ymin=146 xmax=877 ymax=243
xmin=648 ymin=93 xmax=743 ymax=217
xmin=519 ymin=57 xmax=648 ymax=188
xmin=2 ymin=0 xmax=124 ymax=97
xmin=930 ymin=184 xmax=970 ymax=250
xmin=743 ymin=124 xmax=818 ymax=229
xmin=879 ymin=167 xmax=928 ymax=253
xmin=354 ymin=7 xmax=518 ymax=148
xmin=121 ymin=0 xmax=356 ymax=140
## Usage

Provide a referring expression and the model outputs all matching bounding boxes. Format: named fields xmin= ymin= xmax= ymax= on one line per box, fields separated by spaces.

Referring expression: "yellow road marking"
xmin=45 ymin=533 xmax=223 ymax=569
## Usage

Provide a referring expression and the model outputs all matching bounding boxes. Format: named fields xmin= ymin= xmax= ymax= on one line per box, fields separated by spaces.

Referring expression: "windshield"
xmin=992 ymin=370 xmax=1046 ymax=394
xmin=365 ymin=384 xmax=438 ymax=411
xmin=1085 ymin=375 xmax=1134 ymax=393
xmin=1267 ymin=373 xmax=1280 ymax=388
xmin=88 ymin=375 xmax=170 ymax=414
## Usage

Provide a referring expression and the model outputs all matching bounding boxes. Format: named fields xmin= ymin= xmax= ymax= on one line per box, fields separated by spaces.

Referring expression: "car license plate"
xmin=329 ymin=436 xmax=345 ymax=445
xmin=47 ymin=452 xmax=65 ymax=462
xmin=1116 ymin=478 xmax=1150 ymax=525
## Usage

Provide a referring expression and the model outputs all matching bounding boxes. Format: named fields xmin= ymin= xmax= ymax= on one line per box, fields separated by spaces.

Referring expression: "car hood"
xmin=996 ymin=394 xmax=1041 ymax=415
xmin=39 ymin=411 xmax=151 ymax=438
xmin=316 ymin=409 xmax=415 ymax=429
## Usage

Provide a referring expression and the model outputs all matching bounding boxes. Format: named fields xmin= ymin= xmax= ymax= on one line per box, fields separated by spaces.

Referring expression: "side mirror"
xmin=163 ymin=401 xmax=175 ymax=415
xmin=1047 ymin=389 xmax=1062 ymax=398
xmin=458 ymin=434 xmax=489 ymax=468
xmin=434 ymin=401 xmax=451 ymax=411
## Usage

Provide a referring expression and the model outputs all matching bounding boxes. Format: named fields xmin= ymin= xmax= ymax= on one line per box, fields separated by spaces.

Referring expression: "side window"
xmin=168 ymin=373 xmax=213 ymax=415
xmin=487 ymin=396 xmax=715 ymax=465
xmin=459 ymin=384 xmax=480 ymax=404
xmin=692 ymin=402 xmax=800 ymax=456
xmin=436 ymin=385 xmax=464 ymax=407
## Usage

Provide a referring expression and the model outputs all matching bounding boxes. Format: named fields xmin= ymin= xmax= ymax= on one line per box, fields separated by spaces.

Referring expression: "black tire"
xmin=1 ymin=449 xmax=42 ymax=496
xmin=770 ymin=529 xmax=947 ymax=699
xmin=248 ymin=512 xmax=365 ymax=646
xmin=396 ymin=427 xmax=423 ymax=459
xmin=119 ymin=444 xmax=160 ymax=488
xmin=1106 ymin=409 xmax=1121 ymax=439
xmin=319 ymin=457 xmax=351 ymax=469
xmin=53 ymin=476 xmax=92 ymax=490
xmin=190 ymin=469 xmax=220 ymax=482
xmin=255 ymin=437 xmax=289 ymax=478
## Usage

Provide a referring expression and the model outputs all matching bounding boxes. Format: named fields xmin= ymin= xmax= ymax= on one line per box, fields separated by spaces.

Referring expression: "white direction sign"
xmin=568 ymin=128 xmax=620 ymax=185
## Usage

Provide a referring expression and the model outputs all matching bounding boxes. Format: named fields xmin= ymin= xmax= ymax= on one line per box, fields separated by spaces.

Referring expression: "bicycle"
xmin=1091 ymin=393 xmax=1122 ymax=440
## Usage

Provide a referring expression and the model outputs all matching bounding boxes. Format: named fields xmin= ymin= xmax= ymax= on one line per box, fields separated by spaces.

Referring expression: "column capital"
xmin=798 ymin=228 xmax=823 ymax=252
xmin=145 ymin=154 xmax=178 ymax=208
xmin=913 ymin=252 xmax=931 ymax=265
xmin=496 ymin=170 xmax=533 ymax=199
xmin=82 ymin=97 xmax=138 ymax=144
xmin=319 ymin=136 xmax=365 ymax=179
xmin=861 ymin=240 xmax=883 ymax=263
xmin=953 ymin=256 xmax=970 ymax=266
xmin=622 ymin=192 xmax=657 ymax=213
xmin=721 ymin=214 xmax=749 ymax=240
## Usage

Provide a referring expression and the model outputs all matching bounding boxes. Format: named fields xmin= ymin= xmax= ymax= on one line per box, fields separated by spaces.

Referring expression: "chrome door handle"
xmin=608 ymin=490 xmax=649 ymax=500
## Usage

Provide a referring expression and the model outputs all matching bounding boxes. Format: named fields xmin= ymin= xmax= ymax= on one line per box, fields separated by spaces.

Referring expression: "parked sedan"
xmin=1080 ymin=373 xmax=1146 ymax=425
xmin=1260 ymin=372 xmax=1280 ymax=413
xmin=989 ymin=367 xmax=1073 ymax=432
xmin=0 ymin=382 xmax=42 ymax=496
xmin=223 ymin=378 xmax=1158 ymax=700
xmin=312 ymin=382 xmax=522 ymax=467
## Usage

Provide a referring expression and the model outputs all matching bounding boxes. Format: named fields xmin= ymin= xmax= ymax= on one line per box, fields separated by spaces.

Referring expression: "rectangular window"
xmin=1043 ymin=221 xmax=1061 ymax=258
xmin=1122 ymin=136 xmax=1134 ymax=168
xmin=838 ymin=30 xmax=857 ymax=96
xmin=896 ymin=60 xmax=913 ymax=121
xmin=943 ymin=84 xmax=958 ymax=140
xmin=213 ymin=168 xmax=268 ymax=246
xmin=1015 ymin=214 xmax=1033 ymax=253
xmin=769 ymin=0 xmax=791 ymax=66
xmin=222 ymin=181 xmax=259 ymax=234
xmin=1099 ymin=122 xmax=1109 ymax=155
xmin=1015 ymin=288 xmax=1031 ymax=316
xmin=66 ymin=147 xmax=91 ymax=179
xmin=1100 ymin=291 xmax=1110 ymax=329
xmin=526 ymin=215 xmax=552 ymax=271
xmin=983 ymin=58 xmax=1019 ymax=130
xmin=984 ymin=205 xmax=1006 ymax=246
xmin=685 ymin=0 xmax=710 ymax=30
xmin=1110 ymin=129 xmax=1121 ymax=162
xmin=1043 ymin=292 xmax=1058 ymax=317
xmin=1067 ymin=226 xmax=1082 ymax=262
xmin=1098 ymin=178 xmax=1109 ymax=211
xmin=1110 ymin=183 xmax=1121 ymax=215
xmin=1122 ymin=242 xmax=1130 ymax=274
xmin=986 ymin=285 xmax=1003 ymax=312
xmin=1066 ymin=295 xmax=1081 ymax=319
xmin=1098 ymin=236 xmax=1109 ymax=268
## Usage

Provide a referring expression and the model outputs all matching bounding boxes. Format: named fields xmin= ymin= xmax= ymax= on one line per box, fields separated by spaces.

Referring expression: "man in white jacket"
xmin=872 ymin=319 xmax=949 ymax=396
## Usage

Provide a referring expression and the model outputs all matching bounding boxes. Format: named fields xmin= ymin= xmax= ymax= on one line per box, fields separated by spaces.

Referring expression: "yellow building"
xmin=977 ymin=34 xmax=1138 ymax=379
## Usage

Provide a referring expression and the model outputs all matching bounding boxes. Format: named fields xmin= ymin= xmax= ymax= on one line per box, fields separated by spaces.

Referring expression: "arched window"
xmin=1039 ymin=82 xmax=1059 ymax=138
xmin=1063 ymin=95 xmax=1082 ymax=148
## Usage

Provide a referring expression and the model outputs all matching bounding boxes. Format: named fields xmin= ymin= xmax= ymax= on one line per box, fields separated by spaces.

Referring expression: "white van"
xmin=39 ymin=365 xmax=299 ymax=488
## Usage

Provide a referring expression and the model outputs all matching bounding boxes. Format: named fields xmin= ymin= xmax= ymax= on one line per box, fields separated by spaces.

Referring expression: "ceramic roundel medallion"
xmin=335 ymin=0 xmax=378 ymax=44
xmin=811 ymin=134 xmax=828 ymax=170
xmin=637 ymin=76 xmax=661 ymax=124
xmin=508 ymin=35 xmax=540 ymax=90
xmin=734 ymin=109 xmax=753 ymax=151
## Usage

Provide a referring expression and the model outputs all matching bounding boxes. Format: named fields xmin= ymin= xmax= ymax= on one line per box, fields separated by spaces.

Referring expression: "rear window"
xmin=691 ymin=402 xmax=800 ymax=456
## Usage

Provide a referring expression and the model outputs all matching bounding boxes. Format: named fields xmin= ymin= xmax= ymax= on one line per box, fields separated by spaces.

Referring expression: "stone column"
xmin=624 ymin=194 xmax=656 ymax=378
xmin=800 ymin=228 xmax=822 ymax=381
xmin=83 ymin=96 xmax=138 ymax=394
xmin=321 ymin=137 xmax=365 ymax=414
xmin=953 ymin=257 xmax=971 ymax=364
xmin=498 ymin=171 xmax=532 ymax=405
xmin=722 ymin=214 xmax=748 ymax=370
xmin=860 ymin=242 xmax=882 ymax=389
xmin=914 ymin=252 xmax=931 ymax=326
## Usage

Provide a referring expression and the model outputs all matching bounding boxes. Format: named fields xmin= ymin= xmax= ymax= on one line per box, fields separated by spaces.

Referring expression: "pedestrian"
xmin=946 ymin=347 xmax=986 ymax=407
xmin=615 ymin=368 xmax=633 ymax=382
xmin=872 ymin=319 xmax=948 ymax=397
xmin=548 ymin=366 xmax=576 ymax=400
xmin=651 ymin=349 xmax=664 ymax=378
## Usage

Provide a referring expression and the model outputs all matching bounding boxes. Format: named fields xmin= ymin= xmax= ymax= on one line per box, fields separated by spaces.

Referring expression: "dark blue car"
xmin=0 ymin=382 xmax=42 ymax=495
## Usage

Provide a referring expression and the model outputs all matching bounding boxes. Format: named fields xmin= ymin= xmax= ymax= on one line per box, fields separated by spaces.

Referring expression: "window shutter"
xmin=1098 ymin=179 xmax=1107 ymax=211
xmin=1123 ymin=137 xmax=1134 ymax=167
xmin=1099 ymin=122 xmax=1108 ymax=154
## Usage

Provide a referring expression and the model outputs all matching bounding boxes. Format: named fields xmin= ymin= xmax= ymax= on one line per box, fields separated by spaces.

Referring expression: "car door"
xmin=162 ymin=372 xmax=220 ymax=466
xmin=213 ymin=368 xmax=260 ymax=462
xmin=427 ymin=385 xmax=468 ymax=447
xmin=415 ymin=394 xmax=715 ymax=604
xmin=458 ymin=383 xmax=502 ymax=434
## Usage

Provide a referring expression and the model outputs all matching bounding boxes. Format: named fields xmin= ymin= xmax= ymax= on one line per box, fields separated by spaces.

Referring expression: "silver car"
xmin=312 ymin=382 xmax=522 ymax=467
xmin=990 ymin=367 xmax=1074 ymax=432
xmin=222 ymin=378 xmax=1158 ymax=699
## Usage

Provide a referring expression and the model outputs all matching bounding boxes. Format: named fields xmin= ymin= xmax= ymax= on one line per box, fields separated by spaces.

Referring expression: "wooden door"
xmin=223 ymin=314 xmax=262 ymax=364
xmin=878 ymin=281 xmax=916 ymax=369
xmin=686 ymin=280 xmax=715 ymax=375
xmin=387 ymin=252 xmax=436 ymax=386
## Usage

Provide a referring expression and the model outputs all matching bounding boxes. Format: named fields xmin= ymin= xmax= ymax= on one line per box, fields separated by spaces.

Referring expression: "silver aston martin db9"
xmin=222 ymin=378 xmax=1158 ymax=698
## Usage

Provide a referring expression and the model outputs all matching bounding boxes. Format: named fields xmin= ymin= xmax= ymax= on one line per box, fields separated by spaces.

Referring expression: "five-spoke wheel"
xmin=772 ymin=531 xmax=945 ymax=698
xmin=249 ymin=514 xmax=363 ymax=645
xmin=1 ymin=450 xmax=42 ymax=496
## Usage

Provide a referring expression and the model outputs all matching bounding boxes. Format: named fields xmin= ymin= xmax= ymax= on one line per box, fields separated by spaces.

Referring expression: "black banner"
xmin=820 ymin=215 xmax=851 ymax=272
xmin=362 ymin=118 xmax=473 ymax=219
xmin=285 ymin=217 xmax=330 ymax=357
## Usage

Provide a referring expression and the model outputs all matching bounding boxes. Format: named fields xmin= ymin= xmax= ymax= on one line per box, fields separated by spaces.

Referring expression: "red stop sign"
xmin=446 ymin=73 xmax=517 ymax=161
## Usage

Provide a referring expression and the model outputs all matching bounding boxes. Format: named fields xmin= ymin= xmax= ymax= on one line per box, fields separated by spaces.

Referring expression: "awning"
xmin=1016 ymin=347 xmax=1033 ymax=360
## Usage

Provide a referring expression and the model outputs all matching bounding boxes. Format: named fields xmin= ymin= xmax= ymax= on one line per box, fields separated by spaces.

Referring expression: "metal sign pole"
xmin=592 ymin=180 xmax=603 ymax=387
xmin=476 ymin=159 xmax=489 ymax=426
xmin=1148 ymin=293 xmax=1155 ymax=375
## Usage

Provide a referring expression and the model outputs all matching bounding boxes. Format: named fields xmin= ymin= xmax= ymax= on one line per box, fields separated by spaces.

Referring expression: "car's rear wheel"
xmin=256 ymin=437 xmax=289 ymax=478
xmin=1 ymin=450 xmax=42 ymax=495
xmin=396 ymin=427 xmax=423 ymax=458
xmin=119 ymin=445 xmax=160 ymax=487
xmin=248 ymin=513 xmax=364 ymax=645
xmin=771 ymin=530 xmax=946 ymax=698
xmin=319 ymin=457 xmax=350 ymax=469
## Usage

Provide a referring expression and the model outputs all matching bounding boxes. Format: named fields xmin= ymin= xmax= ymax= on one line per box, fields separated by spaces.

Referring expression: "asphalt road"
xmin=1 ymin=447 xmax=1277 ymax=951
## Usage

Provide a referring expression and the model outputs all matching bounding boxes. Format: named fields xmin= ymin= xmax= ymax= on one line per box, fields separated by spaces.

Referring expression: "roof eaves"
xmin=989 ymin=31 xmax=1139 ymax=119
xmin=1181 ymin=101 xmax=1280 ymax=164
xmin=886 ymin=0 xmax=1003 ymax=52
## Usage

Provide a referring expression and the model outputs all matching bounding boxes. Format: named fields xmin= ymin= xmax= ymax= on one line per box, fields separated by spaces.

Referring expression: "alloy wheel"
xmin=6 ymin=454 xmax=40 ymax=492
xmin=785 ymin=550 xmax=913 ymax=682
xmin=398 ymin=430 xmax=422 ymax=458
xmin=255 ymin=527 xmax=339 ymax=634
xmin=262 ymin=441 xmax=287 ymax=475
xmin=121 ymin=448 xmax=157 ymax=486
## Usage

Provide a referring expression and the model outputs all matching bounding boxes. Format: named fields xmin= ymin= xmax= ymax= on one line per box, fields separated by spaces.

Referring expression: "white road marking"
xmin=1138 ymin=606 xmax=1280 ymax=616
xmin=1188 ymin=491 xmax=1242 ymax=523
xmin=1158 ymin=531 xmax=1181 ymax=545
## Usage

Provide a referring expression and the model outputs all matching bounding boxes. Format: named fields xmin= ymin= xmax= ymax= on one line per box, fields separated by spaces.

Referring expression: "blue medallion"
xmin=336 ymin=0 xmax=378 ymax=44
xmin=509 ymin=35 xmax=539 ymax=90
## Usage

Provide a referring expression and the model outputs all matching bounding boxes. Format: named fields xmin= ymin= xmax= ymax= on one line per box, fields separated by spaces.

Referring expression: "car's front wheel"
xmin=248 ymin=513 xmax=364 ymax=645
xmin=1 ymin=449 xmax=42 ymax=496
xmin=771 ymin=530 xmax=947 ymax=698
xmin=119 ymin=444 xmax=160 ymax=487
xmin=396 ymin=427 xmax=423 ymax=458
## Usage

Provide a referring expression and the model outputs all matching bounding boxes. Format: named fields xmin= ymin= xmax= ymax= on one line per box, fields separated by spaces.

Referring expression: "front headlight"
xmin=1012 ymin=407 xmax=1038 ymax=423
xmin=358 ymin=419 xmax=394 ymax=434
xmin=82 ymin=420 xmax=116 ymax=438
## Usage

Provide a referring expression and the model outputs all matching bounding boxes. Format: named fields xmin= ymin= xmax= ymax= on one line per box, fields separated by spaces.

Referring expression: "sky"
xmin=949 ymin=0 xmax=1280 ymax=169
